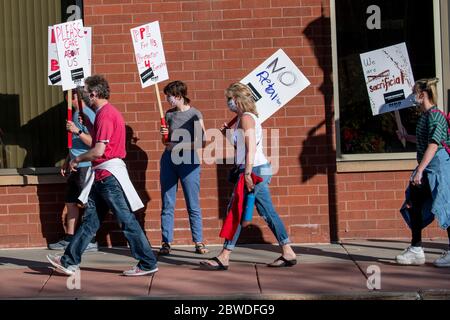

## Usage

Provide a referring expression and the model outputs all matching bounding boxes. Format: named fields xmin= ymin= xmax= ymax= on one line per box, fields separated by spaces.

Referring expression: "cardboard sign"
xmin=130 ymin=21 xmax=169 ymax=88
xmin=360 ymin=42 xmax=415 ymax=116
xmin=53 ymin=19 xmax=90 ymax=91
xmin=48 ymin=26 xmax=92 ymax=86
xmin=241 ymin=49 xmax=310 ymax=123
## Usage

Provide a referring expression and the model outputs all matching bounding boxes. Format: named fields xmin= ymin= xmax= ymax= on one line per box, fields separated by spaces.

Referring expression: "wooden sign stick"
xmin=154 ymin=83 xmax=168 ymax=142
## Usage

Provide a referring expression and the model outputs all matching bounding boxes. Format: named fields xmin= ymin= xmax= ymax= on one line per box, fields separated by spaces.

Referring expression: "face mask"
xmin=414 ymin=94 xmax=423 ymax=106
xmin=82 ymin=91 xmax=92 ymax=107
xmin=166 ymin=96 xmax=178 ymax=106
xmin=227 ymin=98 xmax=238 ymax=112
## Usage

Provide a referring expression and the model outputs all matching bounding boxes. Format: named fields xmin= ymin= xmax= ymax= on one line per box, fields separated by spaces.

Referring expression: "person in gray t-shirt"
xmin=159 ymin=81 xmax=209 ymax=255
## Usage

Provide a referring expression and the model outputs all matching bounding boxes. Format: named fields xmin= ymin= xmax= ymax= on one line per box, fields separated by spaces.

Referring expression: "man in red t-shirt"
xmin=47 ymin=75 xmax=158 ymax=277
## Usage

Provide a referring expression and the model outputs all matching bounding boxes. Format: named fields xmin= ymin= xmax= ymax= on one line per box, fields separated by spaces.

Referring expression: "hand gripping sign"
xmin=360 ymin=42 xmax=416 ymax=147
xmin=130 ymin=21 xmax=169 ymax=142
xmin=50 ymin=19 xmax=91 ymax=148
xmin=226 ymin=49 xmax=311 ymax=128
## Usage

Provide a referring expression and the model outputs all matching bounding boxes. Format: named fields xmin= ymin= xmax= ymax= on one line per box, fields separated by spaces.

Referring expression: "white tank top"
xmin=233 ymin=112 xmax=268 ymax=167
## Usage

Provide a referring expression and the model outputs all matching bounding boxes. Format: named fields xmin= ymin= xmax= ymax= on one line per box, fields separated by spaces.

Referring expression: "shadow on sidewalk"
xmin=0 ymin=256 xmax=52 ymax=275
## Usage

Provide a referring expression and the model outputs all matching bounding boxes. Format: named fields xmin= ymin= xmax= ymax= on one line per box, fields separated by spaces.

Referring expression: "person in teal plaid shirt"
xmin=396 ymin=78 xmax=450 ymax=267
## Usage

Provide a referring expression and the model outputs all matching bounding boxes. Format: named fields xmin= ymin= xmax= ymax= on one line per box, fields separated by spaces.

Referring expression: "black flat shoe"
xmin=200 ymin=257 xmax=229 ymax=271
xmin=267 ymin=256 xmax=297 ymax=267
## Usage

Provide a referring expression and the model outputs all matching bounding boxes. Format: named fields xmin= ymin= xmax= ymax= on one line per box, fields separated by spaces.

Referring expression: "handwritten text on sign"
xmin=241 ymin=49 xmax=310 ymax=123
xmin=130 ymin=21 xmax=169 ymax=88
xmin=48 ymin=26 xmax=92 ymax=86
xmin=53 ymin=19 xmax=90 ymax=91
xmin=360 ymin=42 xmax=415 ymax=116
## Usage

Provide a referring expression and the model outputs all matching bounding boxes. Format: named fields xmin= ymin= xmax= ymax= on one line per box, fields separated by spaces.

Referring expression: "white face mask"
xmin=167 ymin=96 xmax=178 ymax=107
xmin=414 ymin=94 xmax=423 ymax=106
xmin=227 ymin=98 xmax=238 ymax=113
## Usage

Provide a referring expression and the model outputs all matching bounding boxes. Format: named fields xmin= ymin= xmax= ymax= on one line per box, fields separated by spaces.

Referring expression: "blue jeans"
xmin=61 ymin=175 xmax=157 ymax=271
xmin=224 ymin=163 xmax=291 ymax=250
xmin=160 ymin=150 xmax=203 ymax=243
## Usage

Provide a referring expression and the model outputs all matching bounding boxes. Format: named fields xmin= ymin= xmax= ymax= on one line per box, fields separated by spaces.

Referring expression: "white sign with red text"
xmin=52 ymin=19 xmax=90 ymax=91
xmin=130 ymin=21 xmax=169 ymax=88
xmin=48 ymin=26 xmax=92 ymax=86
xmin=360 ymin=42 xmax=415 ymax=116
xmin=240 ymin=49 xmax=310 ymax=123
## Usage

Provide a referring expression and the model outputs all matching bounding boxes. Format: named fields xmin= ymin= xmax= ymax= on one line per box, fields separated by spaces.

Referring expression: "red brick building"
xmin=0 ymin=0 xmax=449 ymax=248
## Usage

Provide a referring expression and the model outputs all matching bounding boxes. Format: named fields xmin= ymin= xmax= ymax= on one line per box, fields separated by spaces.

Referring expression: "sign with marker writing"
xmin=53 ymin=19 xmax=90 ymax=91
xmin=241 ymin=49 xmax=310 ymax=123
xmin=360 ymin=42 xmax=415 ymax=116
xmin=130 ymin=21 xmax=169 ymax=88
xmin=48 ymin=26 xmax=92 ymax=86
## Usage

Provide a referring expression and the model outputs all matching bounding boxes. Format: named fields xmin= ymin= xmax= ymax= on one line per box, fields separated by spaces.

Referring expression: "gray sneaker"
xmin=46 ymin=254 xmax=79 ymax=276
xmin=48 ymin=239 xmax=70 ymax=250
xmin=123 ymin=265 xmax=158 ymax=276
xmin=84 ymin=242 xmax=98 ymax=252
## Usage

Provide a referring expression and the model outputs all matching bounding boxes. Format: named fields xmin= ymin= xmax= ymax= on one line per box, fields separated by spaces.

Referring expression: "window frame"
xmin=0 ymin=0 xmax=83 ymax=185
xmin=331 ymin=0 xmax=445 ymax=171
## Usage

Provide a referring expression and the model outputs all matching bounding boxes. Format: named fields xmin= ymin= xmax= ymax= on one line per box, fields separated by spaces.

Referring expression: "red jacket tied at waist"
xmin=219 ymin=172 xmax=263 ymax=241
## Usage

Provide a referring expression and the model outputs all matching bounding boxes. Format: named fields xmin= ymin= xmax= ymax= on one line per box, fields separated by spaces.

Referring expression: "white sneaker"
xmin=395 ymin=246 xmax=426 ymax=265
xmin=46 ymin=254 xmax=79 ymax=276
xmin=123 ymin=265 xmax=158 ymax=276
xmin=433 ymin=251 xmax=450 ymax=267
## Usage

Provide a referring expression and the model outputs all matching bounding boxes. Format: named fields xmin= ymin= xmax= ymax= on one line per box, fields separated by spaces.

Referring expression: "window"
xmin=332 ymin=0 xmax=442 ymax=161
xmin=0 ymin=0 xmax=83 ymax=172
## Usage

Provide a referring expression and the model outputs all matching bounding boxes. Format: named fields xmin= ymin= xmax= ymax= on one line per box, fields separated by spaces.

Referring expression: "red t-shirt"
xmin=92 ymin=103 xmax=126 ymax=181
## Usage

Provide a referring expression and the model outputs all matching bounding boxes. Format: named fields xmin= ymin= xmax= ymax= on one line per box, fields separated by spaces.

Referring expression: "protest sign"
xmin=360 ymin=42 xmax=415 ymax=116
xmin=130 ymin=21 xmax=169 ymax=141
xmin=360 ymin=42 xmax=415 ymax=146
xmin=53 ymin=19 xmax=90 ymax=91
xmin=48 ymin=26 xmax=92 ymax=86
xmin=225 ymin=49 xmax=310 ymax=128
xmin=130 ymin=21 xmax=169 ymax=88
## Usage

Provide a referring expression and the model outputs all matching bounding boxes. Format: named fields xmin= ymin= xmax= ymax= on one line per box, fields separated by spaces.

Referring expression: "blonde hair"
xmin=413 ymin=78 xmax=439 ymax=105
xmin=225 ymin=82 xmax=258 ymax=116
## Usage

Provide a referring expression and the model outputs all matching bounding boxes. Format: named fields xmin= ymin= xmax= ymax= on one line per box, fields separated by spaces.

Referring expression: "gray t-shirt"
xmin=165 ymin=106 xmax=205 ymax=144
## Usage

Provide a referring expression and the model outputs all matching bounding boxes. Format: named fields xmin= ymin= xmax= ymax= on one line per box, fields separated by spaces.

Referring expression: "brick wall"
xmin=337 ymin=172 xmax=449 ymax=241
xmin=0 ymin=0 xmax=447 ymax=248
xmin=81 ymin=0 xmax=333 ymax=247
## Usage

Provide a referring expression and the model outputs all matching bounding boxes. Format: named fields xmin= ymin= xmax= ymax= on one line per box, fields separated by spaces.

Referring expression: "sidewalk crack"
xmin=254 ymin=264 xmax=262 ymax=294
xmin=339 ymin=243 xmax=377 ymax=290
xmin=38 ymin=268 xmax=54 ymax=296
xmin=147 ymin=273 xmax=156 ymax=296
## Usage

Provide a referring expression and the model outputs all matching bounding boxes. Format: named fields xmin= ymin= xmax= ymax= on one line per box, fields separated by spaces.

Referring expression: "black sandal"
xmin=159 ymin=242 xmax=171 ymax=255
xmin=200 ymin=257 xmax=229 ymax=271
xmin=267 ymin=256 xmax=297 ymax=268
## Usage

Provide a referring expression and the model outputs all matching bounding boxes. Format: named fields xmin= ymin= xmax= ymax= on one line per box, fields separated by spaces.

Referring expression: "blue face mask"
xmin=227 ymin=98 xmax=238 ymax=113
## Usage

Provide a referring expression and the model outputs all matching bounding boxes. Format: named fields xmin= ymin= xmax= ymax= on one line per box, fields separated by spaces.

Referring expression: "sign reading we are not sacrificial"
xmin=360 ymin=42 xmax=415 ymax=116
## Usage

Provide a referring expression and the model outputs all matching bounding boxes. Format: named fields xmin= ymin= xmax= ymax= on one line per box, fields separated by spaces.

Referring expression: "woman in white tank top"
xmin=200 ymin=83 xmax=297 ymax=270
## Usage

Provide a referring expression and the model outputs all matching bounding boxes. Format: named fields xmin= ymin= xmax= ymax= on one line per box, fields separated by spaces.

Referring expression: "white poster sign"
xmin=48 ymin=26 xmax=92 ymax=86
xmin=53 ymin=19 xmax=90 ymax=91
xmin=360 ymin=42 xmax=415 ymax=116
xmin=241 ymin=49 xmax=310 ymax=123
xmin=130 ymin=21 xmax=169 ymax=88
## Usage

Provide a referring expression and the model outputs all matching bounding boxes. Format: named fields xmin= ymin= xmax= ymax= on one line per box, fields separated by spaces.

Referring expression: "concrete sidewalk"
xmin=1 ymin=240 xmax=450 ymax=300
